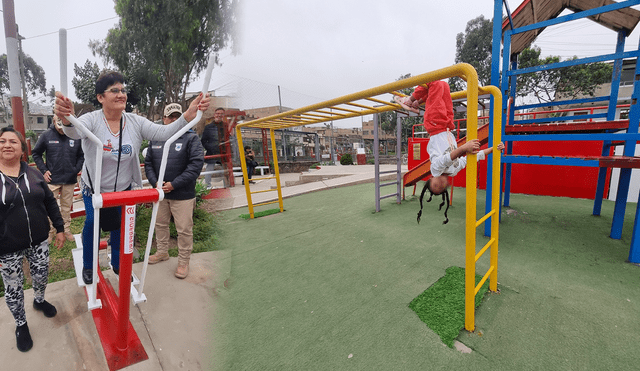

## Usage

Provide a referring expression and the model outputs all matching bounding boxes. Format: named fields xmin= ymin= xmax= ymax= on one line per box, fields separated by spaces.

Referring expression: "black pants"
xmin=247 ymin=162 xmax=256 ymax=179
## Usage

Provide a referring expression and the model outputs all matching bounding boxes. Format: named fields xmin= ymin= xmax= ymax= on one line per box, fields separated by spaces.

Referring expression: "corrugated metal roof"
xmin=502 ymin=0 xmax=640 ymax=56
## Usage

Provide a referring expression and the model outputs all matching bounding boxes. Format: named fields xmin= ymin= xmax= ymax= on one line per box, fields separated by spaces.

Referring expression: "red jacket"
xmin=412 ymin=81 xmax=454 ymax=136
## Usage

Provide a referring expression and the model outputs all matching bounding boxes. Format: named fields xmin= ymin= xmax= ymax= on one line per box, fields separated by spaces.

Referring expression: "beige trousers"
xmin=155 ymin=198 xmax=196 ymax=264
xmin=48 ymin=183 xmax=75 ymax=239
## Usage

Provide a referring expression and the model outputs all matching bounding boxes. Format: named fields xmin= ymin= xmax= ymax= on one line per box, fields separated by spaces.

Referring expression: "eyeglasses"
xmin=106 ymin=88 xmax=128 ymax=95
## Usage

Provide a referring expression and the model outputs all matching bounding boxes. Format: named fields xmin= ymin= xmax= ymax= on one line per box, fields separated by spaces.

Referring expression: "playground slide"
xmin=403 ymin=123 xmax=491 ymax=188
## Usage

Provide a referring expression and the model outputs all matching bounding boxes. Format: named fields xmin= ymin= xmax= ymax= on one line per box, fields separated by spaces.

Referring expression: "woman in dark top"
xmin=0 ymin=127 xmax=65 ymax=352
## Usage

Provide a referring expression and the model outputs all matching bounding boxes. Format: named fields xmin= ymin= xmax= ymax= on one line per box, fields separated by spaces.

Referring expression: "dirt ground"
xmin=200 ymin=196 xmax=234 ymax=212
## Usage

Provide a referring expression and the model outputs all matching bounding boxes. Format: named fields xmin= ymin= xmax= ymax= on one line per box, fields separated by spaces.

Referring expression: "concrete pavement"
xmin=0 ymin=249 xmax=231 ymax=370
xmin=208 ymin=163 xmax=408 ymax=210
xmin=0 ymin=162 xmax=404 ymax=370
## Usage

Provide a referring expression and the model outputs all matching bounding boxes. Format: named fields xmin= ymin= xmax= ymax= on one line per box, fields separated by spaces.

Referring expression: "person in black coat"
xmin=0 ymin=127 xmax=65 ymax=352
xmin=144 ymin=103 xmax=204 ymax=279
xmin=200 ymin=107 xmax=225 ymax=187
xmin=32 ymin=117 xmax=83 ymax=241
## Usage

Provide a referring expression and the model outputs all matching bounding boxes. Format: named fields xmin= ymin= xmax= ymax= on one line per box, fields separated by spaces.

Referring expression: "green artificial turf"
xmin=239 ymin=208 xmax=283 ymax=219
xmin=409 ymin=266 xmax=490 ymax=348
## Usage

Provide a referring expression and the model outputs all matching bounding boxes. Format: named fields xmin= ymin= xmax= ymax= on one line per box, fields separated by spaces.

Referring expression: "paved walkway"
xmin=0 ymin=163 xmax=405 ymax=370
xmin=207 ymin=163 xmax=408 ymax=210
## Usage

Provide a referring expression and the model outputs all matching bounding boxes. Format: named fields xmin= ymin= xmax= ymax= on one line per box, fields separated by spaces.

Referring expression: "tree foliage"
xmin=0 ymin=53 xmax=47 ymax=115
xmin=516 ymin=46 xmax=613 ymax=104
xmin=90 ymin=0 xmax=236 ymax=115
xmin=0 ymin=53 xmax=47 ymax=98
xmin=0 ymin=53 xmax=48 ymax=118
xmin=72 ymin=60 xmax=101 ymax=107
xmin=379 ymin=74 xmax=422 ymax=145
xmin=450 ymin=15 xmax=493 ymax=93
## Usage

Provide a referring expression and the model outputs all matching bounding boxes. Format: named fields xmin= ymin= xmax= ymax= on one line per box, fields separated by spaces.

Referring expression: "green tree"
xmin=90 ymin=0 xmax=236 ymax=115
xmin=0 ymin=53 xmax=47 ymax=116
xmin=450 ymin=15 xmax=493 ymax=93
xmin=516 ymin=46 xmax=613 ymax=104
xmin=71 ymin=60 xmax=101 ymax=107
xmin=379 ymin=74 xmax=422 ymax=146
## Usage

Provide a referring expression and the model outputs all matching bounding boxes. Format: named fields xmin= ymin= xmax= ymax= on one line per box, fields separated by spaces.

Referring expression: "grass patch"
xmin=408 ymin=266 xmax=491 ymax=348
xmin=239 ymin=208 xmax=283 ymax=219
xmin=133 ymin=203 xmax=221 ymax=262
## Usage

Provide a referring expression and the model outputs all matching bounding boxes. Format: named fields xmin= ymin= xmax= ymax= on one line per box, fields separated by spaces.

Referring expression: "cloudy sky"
xmin=3 ymin=0 xmax=640 ymax=127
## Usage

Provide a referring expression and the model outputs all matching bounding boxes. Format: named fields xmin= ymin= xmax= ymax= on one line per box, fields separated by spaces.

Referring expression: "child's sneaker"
xmin=394 ymin=95 xmax=419 ymax=113
xmin=394 ymin=95 xmax=411 ymax=106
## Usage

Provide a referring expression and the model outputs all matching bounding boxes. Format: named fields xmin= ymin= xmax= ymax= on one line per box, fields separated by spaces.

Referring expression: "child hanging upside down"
xmin=395 ymin=80 xmax=504 ymax=224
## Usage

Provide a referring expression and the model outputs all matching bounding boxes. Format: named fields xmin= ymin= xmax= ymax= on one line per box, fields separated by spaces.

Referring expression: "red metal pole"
xmin=101 ymin=188 xmax=160 ymax=207
xmin=116 ymin=204 xmax=136 ymax=351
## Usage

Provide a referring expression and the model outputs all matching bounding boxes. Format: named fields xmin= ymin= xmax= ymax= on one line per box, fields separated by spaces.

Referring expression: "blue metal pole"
xmin=610 ymin=35 xmax=640 ymax=239
xmin=502 ymin=48 xmax=515 ymax=207
xmin=485 ymin=0 xmax=504 ymax=236
xmin=629 ymin=192 xmax=640 ymax=263
xmin=594 ymin=30 xmax=627 ymax=216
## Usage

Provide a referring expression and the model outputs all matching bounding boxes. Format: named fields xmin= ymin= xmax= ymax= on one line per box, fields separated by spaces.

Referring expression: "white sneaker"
xmin=394 ymin=95 xmax=419 ymax=113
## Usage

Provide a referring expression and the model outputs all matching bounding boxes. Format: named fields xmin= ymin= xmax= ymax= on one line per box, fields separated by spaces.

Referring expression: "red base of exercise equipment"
xmin=85 ymin=269 xmax=148 ymax=371
xmin=203 ymin=187 xmax=232 ymax=199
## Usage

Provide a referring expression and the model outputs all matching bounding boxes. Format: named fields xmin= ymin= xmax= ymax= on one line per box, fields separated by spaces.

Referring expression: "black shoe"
xmin=33 ymin=300 xmax=57 ymax=318
xmin=16 ymin=324 xmax=32 ymax=352
xmin=82 ymin=268 xmax=93 ymax=285
xmin=249 ymin=181 xmax=256 ymax=184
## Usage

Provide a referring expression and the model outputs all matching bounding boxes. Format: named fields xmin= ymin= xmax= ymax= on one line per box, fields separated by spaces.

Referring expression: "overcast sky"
xmin=3 ymin=0 xmax=640 ymax=127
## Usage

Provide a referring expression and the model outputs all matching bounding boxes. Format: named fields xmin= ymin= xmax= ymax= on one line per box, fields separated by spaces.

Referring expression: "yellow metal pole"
xmin=463 ymin=65 xmax=479 ymax=332
xmin=235 ymin=126 xmax=255 ymax=218
xmin=237 ymin=63 xmax=479 ymax=130
xmin=270 ymin=129 xmax=284 ymax=212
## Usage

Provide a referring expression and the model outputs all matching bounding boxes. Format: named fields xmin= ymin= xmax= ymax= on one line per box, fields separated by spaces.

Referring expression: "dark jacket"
xmin=0 ymin=162 xmax=64 ymax=255
xmin=201 ymin=122 xmax=222 ymax=164
xmin=32 ymin=128 xmax=84 ymax=184
xmin=144 ymin=130 xmax=204 ymax=200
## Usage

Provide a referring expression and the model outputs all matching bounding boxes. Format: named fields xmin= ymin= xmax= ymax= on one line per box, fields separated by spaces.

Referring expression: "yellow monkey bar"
xmin=234 ymin=63 xmax=501 ymax=332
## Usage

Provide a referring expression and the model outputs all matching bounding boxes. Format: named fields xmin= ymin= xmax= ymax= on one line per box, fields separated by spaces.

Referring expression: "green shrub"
xmin=339 ymin=153 xmax=353 ymax=165
xmin=194 ymin=180 xmax=210 ymax=206
xmin=139 ymin=139 xmax=149 ymax=162
xmin=134 ymin=201 xmax=220 ymax=261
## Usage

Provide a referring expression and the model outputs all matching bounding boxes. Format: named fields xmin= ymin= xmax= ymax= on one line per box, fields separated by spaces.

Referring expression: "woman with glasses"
xmin=54 ymin=71 xmax=210 ymax=285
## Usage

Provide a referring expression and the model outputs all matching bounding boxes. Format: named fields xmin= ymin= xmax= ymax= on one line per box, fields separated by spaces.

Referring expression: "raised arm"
xmin=183 ymin=93 xmax=211 ymax=122
xmin=481 ymin=142 xmax=505 ymax=157
xmin=54 ymin=91 xmax=85 ymax=139
xmin=54 ymin=91 xmax=75 ymax=125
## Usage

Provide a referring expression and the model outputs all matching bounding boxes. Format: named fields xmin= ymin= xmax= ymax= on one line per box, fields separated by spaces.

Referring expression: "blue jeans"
xmin=82 ymin=187 xmax=120 ymax=270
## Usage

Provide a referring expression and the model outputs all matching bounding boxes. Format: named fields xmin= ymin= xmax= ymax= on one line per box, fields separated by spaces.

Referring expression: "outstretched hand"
xmin=54 ymin=91 xmax=75 ymax=125
xmin=184 ymin=93 xmax=211 ymax=122
xmin=460 ymin=139 xmax=481 ymax=154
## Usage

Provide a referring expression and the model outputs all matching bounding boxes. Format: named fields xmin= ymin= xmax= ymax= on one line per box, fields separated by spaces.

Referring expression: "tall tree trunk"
xmin=147 ymin=96 xmax=156 ymax=121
